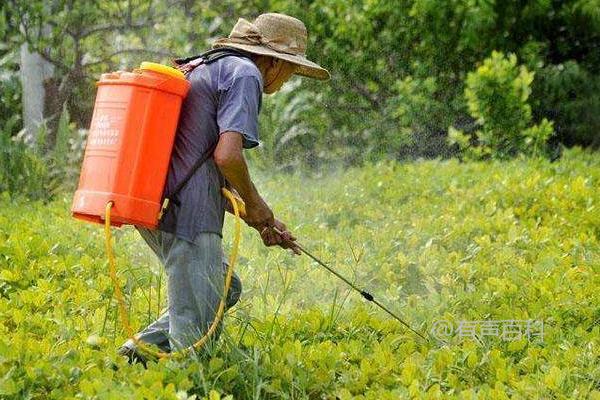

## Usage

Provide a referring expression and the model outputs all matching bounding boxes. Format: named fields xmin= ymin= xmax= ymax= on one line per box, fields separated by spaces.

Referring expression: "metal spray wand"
xmin=271 ymin=226 xmax=430 ymax=343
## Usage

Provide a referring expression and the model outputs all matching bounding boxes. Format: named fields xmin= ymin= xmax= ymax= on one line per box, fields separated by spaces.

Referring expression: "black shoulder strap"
xmin=167 ymin=142 xmax=218 ymax=208
xmin=173 ymin=47 xmax=251 ymax=67
xmin=160 ymin=48 xmax=252 ymax=215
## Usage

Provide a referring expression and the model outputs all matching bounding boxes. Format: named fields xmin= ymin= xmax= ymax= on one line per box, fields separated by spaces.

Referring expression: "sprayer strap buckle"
xmin=158 ymin=198 xmax=170 ymax=221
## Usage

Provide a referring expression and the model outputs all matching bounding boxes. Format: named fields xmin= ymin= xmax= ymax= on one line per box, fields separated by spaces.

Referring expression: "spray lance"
xmin=268 ymin=225 xmax=430 ymax=343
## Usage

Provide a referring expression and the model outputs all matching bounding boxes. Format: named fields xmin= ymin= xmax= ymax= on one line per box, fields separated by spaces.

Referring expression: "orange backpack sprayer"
xmin=71 ymin=56 xmax=246 ymax=360
xmin=72 ymin=62 xmax=189 ymax=228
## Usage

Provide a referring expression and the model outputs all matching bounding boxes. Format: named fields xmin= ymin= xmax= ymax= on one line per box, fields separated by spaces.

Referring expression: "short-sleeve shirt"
xmin=158 ymin=55 xmax=263 ymax=242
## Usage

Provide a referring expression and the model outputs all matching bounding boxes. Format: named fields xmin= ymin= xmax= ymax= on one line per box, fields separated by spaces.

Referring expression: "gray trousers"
xmin=121 ymin=227 xmax=242 ymax=353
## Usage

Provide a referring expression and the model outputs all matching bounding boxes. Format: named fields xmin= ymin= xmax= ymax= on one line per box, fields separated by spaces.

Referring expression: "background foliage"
xmin=0 ymin=0 xmax=598 ymax=191
xmin=448 ymin=51 xmax=555 ymax=160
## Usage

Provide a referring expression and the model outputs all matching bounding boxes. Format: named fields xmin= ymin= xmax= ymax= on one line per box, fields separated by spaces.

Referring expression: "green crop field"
xmin=0 ymin=148 xmax=598 ymax=399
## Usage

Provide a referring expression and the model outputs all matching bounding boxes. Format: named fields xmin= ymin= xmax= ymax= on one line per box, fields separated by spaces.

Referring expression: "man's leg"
xmin=119 ymin=310 xmax=171 ymax=353
xmin=164 ymin=232 xmax=225 ymax=352
xmin=222 ymin=255 xmax=243 ymax=309
xmin=119 ymin=227 xmax=172 ymax=356
xmin=119 ymin=228 xmax=243 ymax=355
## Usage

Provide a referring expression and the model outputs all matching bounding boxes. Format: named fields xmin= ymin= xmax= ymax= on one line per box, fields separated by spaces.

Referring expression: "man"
xmin=119 ymin=13 xmax=329 ymax=364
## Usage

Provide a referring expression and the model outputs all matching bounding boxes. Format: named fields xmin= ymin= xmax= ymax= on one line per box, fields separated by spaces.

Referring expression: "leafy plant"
xmin=46 ymin=105 xmax=87 ymax=194
xmin=448 ymin=51 xmax=554 ymax=160
xmin=252 ymin=80 xmax=332 ymax=171
xmin=532 ymin=61 xmax=600 ymax=148
xmin=0 ymin=148 xmax=598 ymax=398
xmin=0 ymin=128 xmax=47 ymax=200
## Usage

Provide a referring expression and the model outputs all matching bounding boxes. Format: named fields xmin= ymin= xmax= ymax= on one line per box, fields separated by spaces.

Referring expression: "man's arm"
xmin=214 ymin=131 xmax=272 ymax=226
xmin=214 ymin=131 xmax=299 ymax=253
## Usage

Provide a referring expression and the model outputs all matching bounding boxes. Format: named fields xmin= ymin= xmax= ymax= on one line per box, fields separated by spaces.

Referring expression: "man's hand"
xmin=257 ymin=219 xmax=301 ymax=255
xmin=242 ymin=197 xmax=274 ymax=230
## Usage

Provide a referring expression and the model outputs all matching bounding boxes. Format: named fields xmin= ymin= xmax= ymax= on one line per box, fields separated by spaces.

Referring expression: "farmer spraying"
xmin=118 ymin=13 xmax=330 ymax=363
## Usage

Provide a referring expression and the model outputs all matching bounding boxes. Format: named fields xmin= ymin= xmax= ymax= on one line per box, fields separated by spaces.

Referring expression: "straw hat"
xmin=212 ymin=13 xmax=330 ymax=81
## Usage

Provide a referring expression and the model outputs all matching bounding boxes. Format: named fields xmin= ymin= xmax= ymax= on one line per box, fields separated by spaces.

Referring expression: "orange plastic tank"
xmin=71 ymin=62 xmax=190 ymax=228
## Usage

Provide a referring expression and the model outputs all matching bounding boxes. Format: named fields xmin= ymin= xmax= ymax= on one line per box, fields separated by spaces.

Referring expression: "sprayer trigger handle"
xmin=360 ymin=291 xmax=374 ymax=301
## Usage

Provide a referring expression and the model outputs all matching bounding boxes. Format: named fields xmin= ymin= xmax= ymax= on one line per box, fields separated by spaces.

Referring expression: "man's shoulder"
xmin=225 ymin=56 xmax=261 ymax=76
xmin=214 ymin=56 xmax=262 ymax=88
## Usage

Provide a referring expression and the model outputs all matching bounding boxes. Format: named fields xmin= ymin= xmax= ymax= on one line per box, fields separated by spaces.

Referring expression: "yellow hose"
xmin=104 ymin=187 xmax=242 ymax=360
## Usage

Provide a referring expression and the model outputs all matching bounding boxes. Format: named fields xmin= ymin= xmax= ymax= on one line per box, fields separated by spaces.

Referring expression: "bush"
xmin=448 ymin=51 xmax=554 ymax=160
xmin=46 ymin=105 xmax=87 ymax=194
xmin=252 ymin=80 xmax=333 ymax=171
xmin=532 ymin=61 xmax=600 ymax=148
xmin=0 ymin=48 xmax=22 ymax=138
xmin=0 ymin=104 xmax=85 ymax=200
xmin=0 ymin=128 xmax=47 ymax=199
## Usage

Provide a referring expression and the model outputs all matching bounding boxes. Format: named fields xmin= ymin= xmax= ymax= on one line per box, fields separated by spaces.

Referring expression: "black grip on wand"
xmin=361 ymin=290 xmax=374 ymax=301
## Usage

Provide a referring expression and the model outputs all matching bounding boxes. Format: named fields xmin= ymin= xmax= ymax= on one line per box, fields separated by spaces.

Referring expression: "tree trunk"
xmin=19 ymin=42 xmax=54 ymax=146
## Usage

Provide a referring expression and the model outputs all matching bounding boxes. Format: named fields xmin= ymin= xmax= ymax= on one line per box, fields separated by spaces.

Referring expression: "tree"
xmin=8 ymin=0 xmax=168 ymax=148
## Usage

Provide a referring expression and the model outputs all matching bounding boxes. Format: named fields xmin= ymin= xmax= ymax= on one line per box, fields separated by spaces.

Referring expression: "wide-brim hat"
xmin=212 ymin=13 xmax=330 ymax=81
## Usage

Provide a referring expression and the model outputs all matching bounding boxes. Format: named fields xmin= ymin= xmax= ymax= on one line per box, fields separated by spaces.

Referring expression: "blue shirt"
xmin=158 ymin=55 xmax=263 ymax=242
